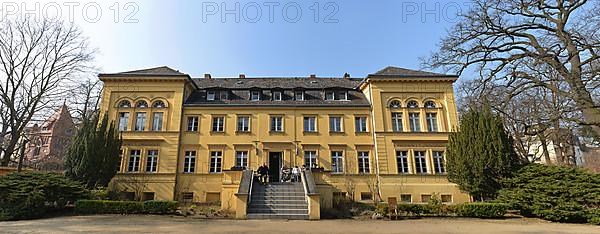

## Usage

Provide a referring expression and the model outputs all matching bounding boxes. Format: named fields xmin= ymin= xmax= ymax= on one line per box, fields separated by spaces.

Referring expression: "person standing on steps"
xmin=258 ymin=163 xmax=269 ymax=184
xmin=292 ymin=166 xmax=301 ymax=182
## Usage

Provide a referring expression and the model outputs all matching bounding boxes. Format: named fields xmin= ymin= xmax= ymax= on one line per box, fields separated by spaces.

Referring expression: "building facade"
xmin=99 ymin=66 xmax=470 ymax=214
xmin=23 ymin=104 xmax=75 ymax=171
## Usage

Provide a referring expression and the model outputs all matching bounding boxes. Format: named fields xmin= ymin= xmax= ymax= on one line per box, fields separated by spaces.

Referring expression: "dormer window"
xmin=250 ymin=90 xmax=261 ymax=101
xmin=273 ymin=91 xmax=282 ymax=101
xmin=425 ymin=101 xmax=436 ymax=108
xmin=119 ymin=100 xmax=131 ymax=108
xmin=220 ymin=91 xmax=228 ymax=100
xmin=207 ymin=91 xmax=216 ymax=101
xmin=136 ymin=100 xmax=148 ymax=108
xmin=407 ymin=101 xmax=419 ymax=108
xmin=325 ymin=90 xmax=348 ymax=101
xmin=295 ymin=91 xmax=304 ymax=101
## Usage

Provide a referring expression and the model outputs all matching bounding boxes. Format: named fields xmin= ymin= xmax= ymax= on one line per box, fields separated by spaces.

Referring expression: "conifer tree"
xmin=64 ymin=114 xmax=122 ymax=188
xmin=446 ymin=104 xmax=520 ymax=200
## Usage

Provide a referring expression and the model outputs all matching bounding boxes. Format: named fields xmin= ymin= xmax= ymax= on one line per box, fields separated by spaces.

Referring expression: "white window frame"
xmin=409 ymin=112 xmax=421 ymax=132
xmin=325 ymin=91 xmax=335 ymax=100
xmin=331 ymin=151 xmax=344 ymax=173
xmin=210 ymin=151 xmax=223 ymax=173
xmin=152 ymin=112 xmax=163 ymax=131
xmin=414 ymin=151 xmax=428 ymax=174
xmin=270 ymin=116 xmax=284 ymax=132
xmin=391 ymin=112 xmax=403 ymax=132
xmin=183 ymin=151 xmax=196 ymax=173
xmin=329 ymin=116 xmax=343 ymax=132
xmin=426 ymin=113 xmax=438 ymax=132
xmin=355 ymin=116 xmax=368 ymax=132
xmin=118 ymin=112 xmax=129 ymax=131
xmin=207 ymin=91 xmax=216 ymax=101
xmin=146 ymin=150 xmax=159 ymax=172
xmin=235 ymin=151 xmax=248 ymax=168
xmin=295 ymin=90 xmax=304 ymax=101
xmin=187 ymin=116 xmax=199 ymax=132
xmin=338 ymin=91 xmax=348 ymax=101
xmin=433 ymin=151 xmax=445 ymax=174
xmin=128 ymin=150 xmax=141 ymax=172
xmin=212 ymin=116 xmax=225 ymax=132
xmin=135 ymin=112 xmax=146 ymax=131
xmin=304 ymin=151 xmax=318 ymax=168
xmin=303 ymin=116 xmax=317 ymax=132
xmin=358 ymin=151 xmax=370 ymax=174
xmin=396 ymin=151 xmax=409 ymax=174
xmin=250 ymin=90 xmax=261 ymax=101
xmin=273 ymin=91 xmax=282 ymax=101
xmin=237 ymin=115 xmax=250 ymax=132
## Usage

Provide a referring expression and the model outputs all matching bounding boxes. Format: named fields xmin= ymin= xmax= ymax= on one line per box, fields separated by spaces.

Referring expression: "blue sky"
xmin=15 ymin=0 xmax=471 ymax=78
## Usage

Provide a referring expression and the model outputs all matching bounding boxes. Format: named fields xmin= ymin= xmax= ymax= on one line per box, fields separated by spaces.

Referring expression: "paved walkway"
xmin=1 ymin=215 xmax=599 ymax=233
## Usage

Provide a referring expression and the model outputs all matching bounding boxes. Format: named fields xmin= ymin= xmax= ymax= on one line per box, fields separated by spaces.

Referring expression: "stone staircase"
xmin=246 ymin=182 xmax=309 ymax=219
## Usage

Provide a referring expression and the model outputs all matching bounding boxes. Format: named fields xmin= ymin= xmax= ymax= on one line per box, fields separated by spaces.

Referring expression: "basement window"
xmin=181 ymin=192 xmax=194 ymax=203
xmin=360 ymin=192 xmax=372 ymax=201
xmin=142 ymin=192 xmax=155 ymax=201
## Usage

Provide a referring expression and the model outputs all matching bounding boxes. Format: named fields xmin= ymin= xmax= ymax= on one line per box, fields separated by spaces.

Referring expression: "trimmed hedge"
xmin=376 ymin=202 xmax=507 ymax=218
xmin=454 ymin=203 xmax=509 ymax=218
xmin=0 ymin=172 xmax=89 ymax=221
xmin=75 ymin=200 xmax=178 ymax=214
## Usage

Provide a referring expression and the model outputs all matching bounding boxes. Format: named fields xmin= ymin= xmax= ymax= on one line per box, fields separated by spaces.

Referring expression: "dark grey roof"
xmin=185 ymin=77 xmax=370 ymax=107
xmin=369 ymin=66 xmax=457 ymax=77
xmin=191 ymin=77 xmax=362 ymax=89
xmin=99 ymin=66 xmax=189 ymax=77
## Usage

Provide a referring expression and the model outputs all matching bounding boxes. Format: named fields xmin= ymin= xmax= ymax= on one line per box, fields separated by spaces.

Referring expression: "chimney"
xmin=343 ymin=73 xmax=350 ymax=79
xmin=239 ymin=74 xmax=246 ymax=79
xmin=204 ymin=73 xmax=212 ymax=79
xmin=309 ymin=74 xmax=316 ymax=78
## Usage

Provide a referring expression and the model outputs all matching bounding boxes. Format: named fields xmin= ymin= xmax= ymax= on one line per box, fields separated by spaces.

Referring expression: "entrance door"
xmin=268 ymin=152 xmax=282 ymax=182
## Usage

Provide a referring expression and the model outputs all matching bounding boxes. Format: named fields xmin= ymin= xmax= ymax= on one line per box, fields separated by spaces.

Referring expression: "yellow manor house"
xmin=98 ymin=66 xmax=470 ymax=219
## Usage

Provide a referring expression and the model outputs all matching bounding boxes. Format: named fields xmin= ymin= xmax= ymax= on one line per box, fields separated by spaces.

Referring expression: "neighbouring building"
xmin=23 ymin=104 xmax=76 ymax=171
xmin=99 ymin=66 xmax=470 ymax=219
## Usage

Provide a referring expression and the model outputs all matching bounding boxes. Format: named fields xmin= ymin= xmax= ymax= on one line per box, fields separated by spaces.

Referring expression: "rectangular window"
xmin=331 ymin=151 xmax=344 ymax=173
xmin=414 ymin=151 xmax=427 ymax=174
xmin=391 ymin=112 xmax=403 ymax=132
xmin=304 ymin=151 xmax=317 ymax=168
xmin=355 ymin=116 xmax=368 ymax=132
xmin=441 ymin=194 xmax=452 ymax=203
xmin=181 ymin=192 xmax=194 ymax=203
xmin=235 ymin=151 xmax=248 ymax=169
xmin=360 ymin=192 xmax=373 ymax=201
xmin=396 ymin=151 xmax=409 ymax=174
xmin=152 ymin=112 xmax=163 ymax=131
xmin=187 ymin=116 xmax=199 ymax=132
xmin=212 ymin=116 xmax=224 ymax=132
xmin=400 ymin=194 xmax=412 ymax=203
xmin=183 ymin=151 xmax=196 ymax=173
xmin=117 ymin=149 xmax=123 ymax=172
xmin=337 ymin=91 xmax=348 ymax=100
xmin=118 ymin=112 xmax=129 ymax=131
xmin=433 ymin=151 xmax=445 ymax=174
xmin=146 ymin=150 xmax=158 ymax=172
xmin=329 ymin=116 xmax=343 ymax=132
xmin=135 ymin=112 xmax=146 ymax=131
xmin=421 ymin=194 xmax=432 ymax=203
xmin=210 ymin=151 xmax=223 ymax=173
xmin=358 ymin=151 xmax=370 ymax=174
xmin=409 ymin=113 xmax=421 ymax=132
xmin=303 ymin=116 xmax=317 ymax=132
xmin=250 ymin=90 xmax=260 ymax=101
xmin=220 ymin=91 xmax=228 ymax=100
xmin=237 ymin=116 xmax=250 ymax=132
xmin=325 ymin=91 xmax=335 ymax=100
xmin=128 ymin=150 xmax=141 ymax=172
xmin=273 ymin=91 xmax=282 ymax=101
xmin=270 ymin=116 xmax=283 ymax=132
xmin=295 ymin=91 xmax=304 ymax=101
xmin=207 ymin=91 xmax=216 ymax=100
xmin=426 ymin=113 xmax=438 ymax=132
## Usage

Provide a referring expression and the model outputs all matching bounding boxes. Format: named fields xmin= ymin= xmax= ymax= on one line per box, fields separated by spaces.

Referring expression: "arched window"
xmin=407 ymin=100 xmax=419 ymax=108
xmin=118 ymin=100 xmax=131 ymax=108
xmin=136 ymin=100 xmax=148 ymax=108
xmin=425 ymin=101 xmax=437 ymax=108
xmin=389 ymin=100 xmax=401 ymax=108
xmin=152 ymin=100 xmax=166 ymax=108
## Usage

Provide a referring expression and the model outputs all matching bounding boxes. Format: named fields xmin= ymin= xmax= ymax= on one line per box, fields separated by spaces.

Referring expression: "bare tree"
xmin=67 ymin=77 xmax=102 ymax=123
xmin=424 ymin=0 xmax=600 ymax=136
xmin=0 ymin=17 xmax=94 ymax=166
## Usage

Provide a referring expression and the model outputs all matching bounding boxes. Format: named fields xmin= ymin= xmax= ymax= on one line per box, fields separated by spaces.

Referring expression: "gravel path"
xmin=1 ymin=215 xmax=599 ymax=234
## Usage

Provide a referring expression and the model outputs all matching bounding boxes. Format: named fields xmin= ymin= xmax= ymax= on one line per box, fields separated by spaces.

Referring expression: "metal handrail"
xmin=248 ymin=170 xmax=254 ymax=203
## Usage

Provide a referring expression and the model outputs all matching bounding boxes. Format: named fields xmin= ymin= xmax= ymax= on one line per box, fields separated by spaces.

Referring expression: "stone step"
xmin=247 ymin=213 xmax=310 ymax=220
xmin=251 ymin=192 xmax=305 ymax=197
xmin=249 ymin=204 xmax=308 ymax=209
xmin=250 ymin=195 xmax=305 ymax=200
xmin=249 ymin=200 xmax=307 ymax=205
xmin=247 ymin=208 xmax=308 ymax=214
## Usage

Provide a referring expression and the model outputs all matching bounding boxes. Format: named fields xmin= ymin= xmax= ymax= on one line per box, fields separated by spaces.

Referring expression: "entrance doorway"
xmin=268 ymin=152 xmax=282 ymax=182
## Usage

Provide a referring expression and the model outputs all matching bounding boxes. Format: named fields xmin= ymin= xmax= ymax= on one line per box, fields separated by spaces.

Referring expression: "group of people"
xmin=256 ymin=164 xmax=305 ymax=185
